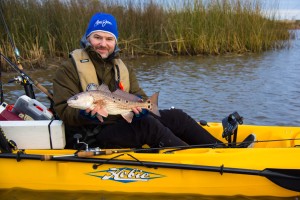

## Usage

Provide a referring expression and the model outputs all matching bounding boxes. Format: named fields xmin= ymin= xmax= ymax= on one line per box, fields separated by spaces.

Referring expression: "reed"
xmin=0 ymin=0 xmax=293 ymax=70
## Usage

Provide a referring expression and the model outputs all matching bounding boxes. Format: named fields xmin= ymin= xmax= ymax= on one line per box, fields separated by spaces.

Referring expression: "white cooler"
xmin=0 ymin=120 xmax=66 ymax=149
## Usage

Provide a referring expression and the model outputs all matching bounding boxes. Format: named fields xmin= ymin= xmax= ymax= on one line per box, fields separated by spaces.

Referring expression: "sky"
xmin=261 ymin=0 xmax=300 ymax=20
xmin=129 ymin=0 xmax=300 ymax=20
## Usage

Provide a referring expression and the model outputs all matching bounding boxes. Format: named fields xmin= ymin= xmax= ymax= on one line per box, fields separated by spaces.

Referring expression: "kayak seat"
xmin=254 ymin=132 xmax=297 ymax=148
xmin=292 ymin=132 xmax=300 ymax=147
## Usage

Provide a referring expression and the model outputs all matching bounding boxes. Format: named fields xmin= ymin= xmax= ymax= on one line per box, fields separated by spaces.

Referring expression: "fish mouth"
xmin=67 ymin=100 xmax=81 ymax=108
xmin=67 ymin=99 xmax=74 ymax=105
xmin=67 ymin=99 xmax=91 ymax=110
xmin=67 ymin=96 xmax=76 ymax=104
xmin=67 ymin=102 xmax=79 ymax=108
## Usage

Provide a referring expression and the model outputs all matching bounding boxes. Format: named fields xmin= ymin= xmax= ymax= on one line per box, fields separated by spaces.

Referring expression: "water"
xmin=0 ymin=31 xmax=300 ymax=199
xmin=127 ymin=32 xmax=300 ymax=126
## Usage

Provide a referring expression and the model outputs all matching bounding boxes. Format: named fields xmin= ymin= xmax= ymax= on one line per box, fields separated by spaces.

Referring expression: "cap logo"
xmin=94 ymin=19 xmax=112 ymax=27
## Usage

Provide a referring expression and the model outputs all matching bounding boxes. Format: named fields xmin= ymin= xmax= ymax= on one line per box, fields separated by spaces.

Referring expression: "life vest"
xmin=70 ymin=49 xmax=130 ymax=92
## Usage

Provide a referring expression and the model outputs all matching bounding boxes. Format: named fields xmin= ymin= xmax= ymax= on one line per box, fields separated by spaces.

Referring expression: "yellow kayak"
xmin=0 ymin=122 xmax=300 ymax=197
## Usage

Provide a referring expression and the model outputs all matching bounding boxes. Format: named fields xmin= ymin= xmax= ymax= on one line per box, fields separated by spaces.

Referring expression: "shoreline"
xmin=279 ymin=19 xmax=300 ymax=29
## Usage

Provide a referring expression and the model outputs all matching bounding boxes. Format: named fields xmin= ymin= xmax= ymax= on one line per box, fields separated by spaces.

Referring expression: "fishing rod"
xmin=154 ymin=137 xmax=300 ymax=153
xmin=0 ymin=52 xmax=54 ymax=99
xmin=0 ymin=2 xmax=54 ymax=101
xmin=0 ymin=1 xmax=22 ymax=70
xmin=0 ymin=52 xmax=34 ymax=98
xmin=40 ymin=137 xmax=300 ymax=160
xmin=0 ymin=54 xmax=3 ymax=104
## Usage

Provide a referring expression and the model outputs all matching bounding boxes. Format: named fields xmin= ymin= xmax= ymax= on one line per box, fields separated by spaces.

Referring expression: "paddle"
xmin=0 ymin=152 xmax=299 ymax=192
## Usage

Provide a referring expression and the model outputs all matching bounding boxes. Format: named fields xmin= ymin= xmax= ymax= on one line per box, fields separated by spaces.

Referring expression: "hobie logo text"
xmin=87 ymin=167 xmax=164 ymax=183
xmin=102 ymin=168 xmax=149 ymax=181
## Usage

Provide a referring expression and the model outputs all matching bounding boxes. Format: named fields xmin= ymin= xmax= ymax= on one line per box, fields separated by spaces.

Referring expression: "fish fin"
xmin=94 ymin=83 xmax=142 ymax=102
xmin=97 ymin=84 xmax=111 ymax=93
xmin=96 ymin=108 xmax=109 ymax=117
xmin=112 ymin=89 xmax=143 ymax=102
xmin=86 ymin=83 xmax=98 ymax=91
xmin=148 ymin=92 xmax=160 ymax=117
xmin=87 ymin=83 xmax=112 ymax=93
xmin=121 ymin=112 xmax=134 ymax=123
xmin=96 ymin=114 xmax=104 ymax=122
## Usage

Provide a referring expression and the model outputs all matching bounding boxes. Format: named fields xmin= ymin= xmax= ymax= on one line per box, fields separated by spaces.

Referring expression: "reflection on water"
xmin=1 ymin=31 xmax=300 ymax=199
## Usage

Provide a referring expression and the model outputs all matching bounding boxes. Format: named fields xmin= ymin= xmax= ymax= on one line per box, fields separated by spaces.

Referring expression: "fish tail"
xmin=149 ymin=92 xmax=160 ymax=117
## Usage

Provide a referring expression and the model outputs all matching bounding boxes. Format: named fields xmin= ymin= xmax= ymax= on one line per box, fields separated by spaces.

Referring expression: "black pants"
xmin=95 ymin=109 xmax=224 ymax=148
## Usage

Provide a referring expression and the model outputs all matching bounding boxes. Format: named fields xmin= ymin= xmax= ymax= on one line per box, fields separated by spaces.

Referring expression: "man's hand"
xmin=131 ymin=106 xmax=142 ymax=115
xmin=85 ymin=108 xmax=104 ymax=122
xmin=85 ymin=106 xmax=142 ymax=122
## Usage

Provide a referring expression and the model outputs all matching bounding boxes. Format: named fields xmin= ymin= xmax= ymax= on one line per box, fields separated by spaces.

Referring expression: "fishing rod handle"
xmin=33 ymin=80 xmax=53 ymax=99
xmin=38 ymin=150 xmax=114 ymax=161
xmin=77 ymin=150 xmax=113 ymax=157
xmin=16 ymin=62 xmax=23 ymax=70
xmin=41 ymin=155 xmax=53 ymax=161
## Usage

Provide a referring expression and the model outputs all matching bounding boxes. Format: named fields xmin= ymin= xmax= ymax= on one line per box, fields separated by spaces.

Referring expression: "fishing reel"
xmin=8 ymin=76 xmax=24 ymax=84
xmin=73 ymin=133 xmax=101 ymax=152
xmin=8 ymin=75 xmax=35 ymax=99
xmin=222 ymin=112 xmax=243 ymax=146
xmin=74 ymin=133 xmax=90 ymax=151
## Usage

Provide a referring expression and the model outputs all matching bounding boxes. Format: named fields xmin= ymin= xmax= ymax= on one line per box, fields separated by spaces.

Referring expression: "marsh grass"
xmin=0 ymin=0 xmax=293 ymax=70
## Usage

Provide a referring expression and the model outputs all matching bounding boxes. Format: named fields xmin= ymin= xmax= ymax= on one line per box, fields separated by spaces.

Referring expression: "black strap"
xmin=115 ymin=64 xmax=121 ymax=89
xmin=47 ymin=119 xmax=54 ymax=149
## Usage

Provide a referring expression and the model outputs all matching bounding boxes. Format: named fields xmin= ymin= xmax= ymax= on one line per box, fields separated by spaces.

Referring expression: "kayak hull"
xmin=1 ymin=123 xmax=300 ymax=197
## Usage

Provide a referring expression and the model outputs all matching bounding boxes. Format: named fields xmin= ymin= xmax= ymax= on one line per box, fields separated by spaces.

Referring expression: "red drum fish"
xmin=67 ymin=83 xmax=160 ymax=123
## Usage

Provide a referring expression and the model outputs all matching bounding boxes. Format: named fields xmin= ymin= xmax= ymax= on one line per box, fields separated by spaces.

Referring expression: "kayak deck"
xmin=0 ymin=123 xmax=300 ymax=197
